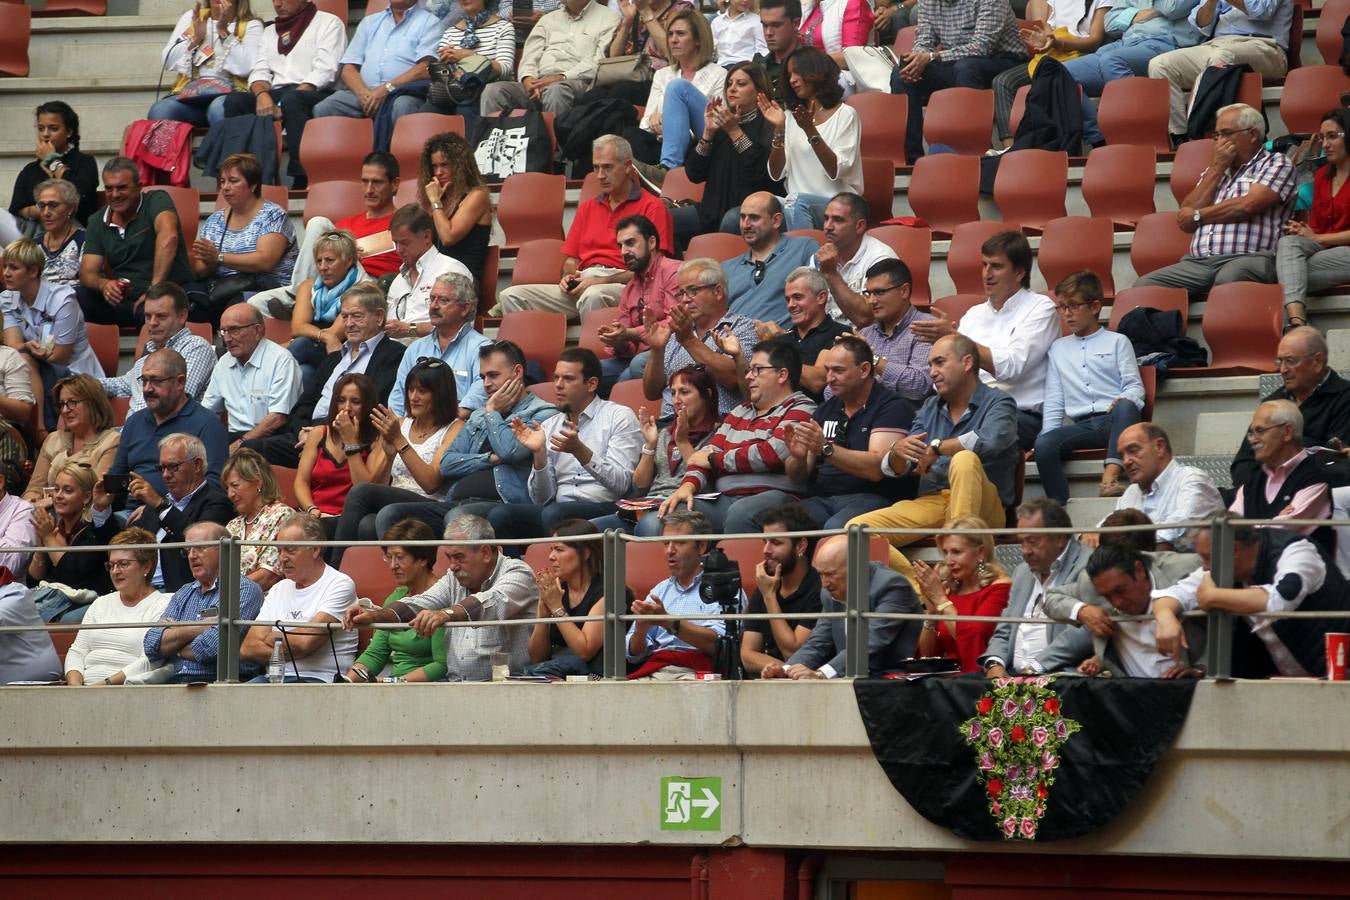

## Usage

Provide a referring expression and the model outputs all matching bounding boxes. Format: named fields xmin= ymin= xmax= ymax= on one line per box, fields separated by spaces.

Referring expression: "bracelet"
xmin=551 ymin=606 xmax=567 ymax=618
xmin=397 ymin=443 xmax=411 ymax=454
xmin=306 ymin=505 xmax=319 ymax=513
xmin=808 ymin=134 xmax=822 ymax=146
xmin=640 ymin=445 xmax=657 ymax=457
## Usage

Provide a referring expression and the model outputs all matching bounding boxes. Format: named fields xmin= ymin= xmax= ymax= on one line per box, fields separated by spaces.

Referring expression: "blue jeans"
xmin=660 ymin=79 xmax=708 ymax=169
xmin=1064 ymin=35 xmax=1179 ymax=147
xmin=633 ymin=491 xmax=792 ymax=537
xmin=780 ymin=193 xmax=831 ymax=231
xmin=450 ymin=499 xmax=618 ymax=547
xmin=891 ymin=53 xmax=1025 ymax=161
xmin=148 ymin=94 xmax=230 ymax=127
xmin=589 ymin=512 xmax=636 ymax=534
xmin=600 ymin=351 xmax=648 ymax=395
xmin=781 ymin=491 xmax=894 ymax=530
xmin=313 ymin=88 xmax=424 ymax=122
xmin=1033 ymin=400 xmax=1142 ymax=504
xmin=289 ymin=335 xmax=331 ymax=388
xmin=524 ymin=649 xmax=598 ymax=677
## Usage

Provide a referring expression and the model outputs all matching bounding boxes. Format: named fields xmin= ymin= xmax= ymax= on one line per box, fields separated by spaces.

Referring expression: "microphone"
xmin=154 ymin=35 xmax=190 ymax=106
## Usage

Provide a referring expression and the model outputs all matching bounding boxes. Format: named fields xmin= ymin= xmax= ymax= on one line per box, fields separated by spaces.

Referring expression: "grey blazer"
xmin=1038 ymin=552 xmax=1205 ymax=675
xmin=787 ymin=562 xmax=922 ymax=676
xmin=978 ymin=538 xmax=1091 ymax=672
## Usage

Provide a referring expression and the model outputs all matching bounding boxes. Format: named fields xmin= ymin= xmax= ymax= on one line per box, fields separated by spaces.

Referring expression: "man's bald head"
xmin=813 ymin=534 xmax=849 ymax=601
xmin=740 ymin=191 xmax=785 ymax=251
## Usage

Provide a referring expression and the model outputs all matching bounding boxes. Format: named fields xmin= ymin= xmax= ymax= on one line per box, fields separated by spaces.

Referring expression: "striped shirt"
xmin=913 ymin=0 xmax=1028 ymax=62
xmin=855 ymin=305 xmax=936 ymax=403
xmin=681 ymin=391 xmax=816 ymax=494
xmin=1190 ymin=147 xmax=1297 ymax=258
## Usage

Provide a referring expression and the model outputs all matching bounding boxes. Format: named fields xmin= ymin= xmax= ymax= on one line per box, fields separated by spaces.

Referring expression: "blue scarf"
xmin=459 ymin=10 xmax=492 ymax=50
xmin=311 ymin=265 xmax=358 ymax=325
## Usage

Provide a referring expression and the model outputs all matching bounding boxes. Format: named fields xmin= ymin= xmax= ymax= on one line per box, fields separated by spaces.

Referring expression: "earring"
xmin=977 ymin=560 xmax=989 ymax=579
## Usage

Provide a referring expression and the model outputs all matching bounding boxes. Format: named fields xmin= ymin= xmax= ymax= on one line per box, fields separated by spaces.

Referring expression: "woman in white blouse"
xmin=632 ymin=8 xmax=728 ymax=182
xmin=63 ymin=528 xmax=174 ymax=686
xmin=431 ymin=0 xmax=516 ymax=134
xmin=147 ymin=0 xmax=264 ymax=128
xmin=762 ymin=46 xmax=863 ymax=231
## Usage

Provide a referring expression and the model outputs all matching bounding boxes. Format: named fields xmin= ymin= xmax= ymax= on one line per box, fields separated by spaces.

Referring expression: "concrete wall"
xmin=2 ymin=680 xmax=1347 ymax=859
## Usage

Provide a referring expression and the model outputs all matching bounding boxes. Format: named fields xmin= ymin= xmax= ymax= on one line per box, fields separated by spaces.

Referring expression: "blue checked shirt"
xmin=144 ymin=574 xmax=264 ymax=680
xmin=913 ymin=0 xmax=1027 ymax=61
xmin=1190 ymin=147 xmax=1296 ymax=258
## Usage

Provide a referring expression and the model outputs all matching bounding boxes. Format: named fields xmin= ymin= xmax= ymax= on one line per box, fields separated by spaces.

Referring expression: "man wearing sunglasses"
xmin=725 ymin=191 xmax=818 ymax=327
xmin=1137 ymin=102 xmax=1295 ymax=295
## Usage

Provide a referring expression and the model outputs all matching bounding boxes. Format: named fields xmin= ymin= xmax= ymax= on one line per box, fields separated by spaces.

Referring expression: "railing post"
xmin=844 ymin=524 xmax=869 ymax=678
xmin=602 ymin=530 xmax=627 ymax=680
xmin=1205 ymin=515 xmax=1234 ymax=680
xmin=217 ymin=535 xmax=241 ymax=684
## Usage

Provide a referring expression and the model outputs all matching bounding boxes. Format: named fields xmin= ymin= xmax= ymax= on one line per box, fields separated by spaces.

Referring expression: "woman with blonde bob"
xmin=911 ymin=516 xmax=1012 ymax=673
xmin=222 ymin=448 xmax=292 ymax=592
xmin=287 ymin=228 xmax=365 ymax=379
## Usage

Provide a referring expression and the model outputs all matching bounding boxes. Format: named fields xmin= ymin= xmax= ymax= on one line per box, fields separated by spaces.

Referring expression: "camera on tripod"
xmin=699 ymin=543 xmax=743 ymax=680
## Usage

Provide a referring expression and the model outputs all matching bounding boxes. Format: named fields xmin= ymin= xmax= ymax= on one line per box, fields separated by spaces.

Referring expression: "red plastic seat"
xmin=932 ymin=294 xmax=987 ymax=326
xmin=868 ymin=224 xmax=932 ymax=307
xmin=0 ymin=2 xmax=28 ymax=76
xmin=477 ymin=245 xmax=500 ymax=321
xmin=272 ymin=465 xmax=301 ymax=509
xmin=1280 ymin=66 xmax=1350 ymax=135
xmin=993 ymin=149 xmax=1067 ymax=232
xmin=905 ymin=154 xmax=980 ymax=239
xmin=685 ymin=232 xmax=746 ymax=262
xmin=365 ymin=0 xmax=389 ymax=15
xmin=923 ymin=87 xmax=994 ymax=157
xmin=861 ymin=156 xmax=896 ymax=226
xmin=300 ymin=118 xmax=374 ymax=185
xmin=86 ymin=323 xmax=120 ymax=377
xmin=497 ymin=310 xmax=567 ymax=377
xmin=947 ymin=220 xmax=1023 ymax=296
xmin=110 ymin=396 xmax=130 ymax=427
xmin=787 ymin=228 xmax=826 ymax=244
xmin=143 ymin=185 xmax=201 ymax=243
xmin=610 ymin=379 xmax=661 ymax=421
xmin=303 ymin=180 xmax=365 ymax=225
xmin=508 ymin=238 xmax=566 ymax=286
xmin=579 ymin=307 xmax=622 ymax=356
xmin=661 ymin=167 xmax=705 ymax=205
xmin=1081 ymin=143 xmax=1158 ymax=226
xmin=1130 ymin=211 xmax=1192 ymax=279
xmin=846 ymin=92 xmax=910 ymax=168
xmin=623 ymin=539 xmax=670 ymax=602
xmin=1317 ymin=0 xmax=1350 ymax=66
xmin=22 ymin=0 xmax=107 ymax=14
xmin=893 ymin=26 xmax=916 ymax=56
xmin=390 ymin=112 xmax=465 ymax=182
xmin=1036 ymin=216 xmax=1116 ymax=298
xmin=498 ymin=172 xmax=565 ymax=252
xmin=312 ymin=0 xmax=349 ymax=21
xmin=1169 ymin=282 xmax=1282 ymax=377
xmin=1096 ymin=78 xmax=1172 ymax=153
xmin=50 ymin=630 xmax=76 ymax=668
xmin=264 ymin=317 xmax=292 ymax=346
xmin=394 ymin=177 xmax=420 ymax=208
xmin=339 ymin=545 xmax=397 ymax=604
xmin=1170 ymin=138 xmax=1215 ymax=205
xmin=578 ymin=172 xmax=603 ymax=204
xmin=1109 ymin=285 xmax=1189 ymax=336
xmin=527 ymin=382 xmax=553 ymax=403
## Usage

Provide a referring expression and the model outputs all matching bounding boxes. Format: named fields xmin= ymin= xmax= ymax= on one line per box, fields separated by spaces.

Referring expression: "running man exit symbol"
xmin=661 ymin=776 xmax=721 ymax=830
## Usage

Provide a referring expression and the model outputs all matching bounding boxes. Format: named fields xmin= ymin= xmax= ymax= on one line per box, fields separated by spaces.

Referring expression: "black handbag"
xmin=427 ymin=55 xmax=497 ymax=109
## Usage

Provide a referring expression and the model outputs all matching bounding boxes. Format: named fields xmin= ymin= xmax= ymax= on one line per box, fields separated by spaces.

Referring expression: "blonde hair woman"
xmin=911 ymin=516 xmax=1012 ymax=672
xmin=287 ymin=229 xmax=365 ymax=379
xmin=148 ymin=0 xmax=264 ymax=127
xmin=222 ymin=448 xmax=291 ymax=592
xmin=24 ymin=373 xmax=119 ymax=506
xmin=30 ymin=461 xmax=119 ymax=617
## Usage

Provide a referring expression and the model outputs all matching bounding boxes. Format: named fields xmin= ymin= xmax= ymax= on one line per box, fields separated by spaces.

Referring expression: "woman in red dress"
xmin=912 ymin=516 xmax=1012 ymax=672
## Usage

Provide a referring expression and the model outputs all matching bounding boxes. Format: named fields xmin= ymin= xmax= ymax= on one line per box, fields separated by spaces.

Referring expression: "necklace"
xmin=44 ymin=223 xmax=75 ymax=251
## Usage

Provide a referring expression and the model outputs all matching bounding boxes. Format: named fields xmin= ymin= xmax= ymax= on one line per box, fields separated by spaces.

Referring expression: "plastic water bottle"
xmin=267 ymin=636 xmax=285 ymax=684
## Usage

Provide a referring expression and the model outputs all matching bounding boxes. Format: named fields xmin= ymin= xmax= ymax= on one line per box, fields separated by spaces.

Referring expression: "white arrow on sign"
xmin=692 ymin=787 xmax=720 ymax=819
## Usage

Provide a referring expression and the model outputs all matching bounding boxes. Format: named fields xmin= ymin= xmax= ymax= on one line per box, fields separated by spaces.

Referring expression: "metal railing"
xmin=7 ymin=515 xmax=1350 ymax=684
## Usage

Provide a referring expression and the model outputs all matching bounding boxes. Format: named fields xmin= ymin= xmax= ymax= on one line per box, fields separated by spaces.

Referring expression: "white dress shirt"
xmin=811 ymin=233 xmax=897 ymax=325
xmin=313 ymin=332 xmax=387 ymax=423
xmin=527 ymin=396 xmax=643 ymax=504
xmin=711 ymin=9 xmax=768 ymax=65
xmin=1115 ymin=458 xmax=1225 ymax=546
xmin=248 ymin=11 xmax=348 ymax=90
xmin=386 ymin=245 xmax=471 ymax=336
xmin=201 ymin=338 xmax=303 ymax=433
xmin=1012 ymin=545 xmax=1077 ymax=673
xmin=957 ymin=288 xmax=1060 ymax=413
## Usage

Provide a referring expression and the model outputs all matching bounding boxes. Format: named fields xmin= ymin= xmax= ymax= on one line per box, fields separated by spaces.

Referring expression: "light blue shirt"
xmin=200 ymin=338 xmax=303 ymax=434
xmin=388 ymin=322 xmax=489 ymax=415
xmin=725 ymin=236 xmax=820 ymax=327
xmin=314 ymin=333 xmax=387 ymax=422
xmin=1106 ymin=0 xmax=1203 ymax=47
xmin=1040 ymin=328 xmax=1145 ymax=433
xmin=340 ymin=5 xmax=445 ymax=87
xmin=625 ymin=571 xmax=738 ymax=663
xmin=1190 ymin=0 xmax=1293 ymax=49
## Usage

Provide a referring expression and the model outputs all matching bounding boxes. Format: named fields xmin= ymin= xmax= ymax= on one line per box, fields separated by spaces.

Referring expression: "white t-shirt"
xmin=711 ymin=10 xmax=767 ymax=65
xmin=63 ymin=590 xmax=173 ymax=684
xmin=258 ymin=565 xmax=357 ymax=680
xmin=811 ymin=233 xmax=897 ymax=325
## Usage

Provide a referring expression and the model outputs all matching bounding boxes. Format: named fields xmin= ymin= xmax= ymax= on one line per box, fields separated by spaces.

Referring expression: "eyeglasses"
xmin=752 ymin=260 xmax=766 ymax=285
xmin=1275 ymin=354 xmax=1313 ymax=368
xmin=675 ymin=284 xmax=715 ymax=300
xmin=1053 ymin=301 xmax=1091 ymax=313
xmin=34 ymin=201 xmax=66 ymax=211
xmin=138 ymin=375 xmax=176 ymax=387
xmin=57 ymin=398 xmax=82 ymax=411
xmin=413 ymin=358 xmax=448 ymax=371
xmin=182 ymin=545 xmax=213 ymax=558
xmin=1322 ymin=131 xmax=1347 ymax=141
xmin=859 ymin=284 xmax=904 ymax=299
xmin=746 ymin=364 xmax=784 ymax=377
xmin=158 ymin=459 xmax=193 ymax=474
xmin=1246 ymin=424 xmax=1284 ymax=439
xmin=219 ymin=323 xmax=261 ymax=337
xmin=1213 ymin=127 xmax=1256 ymax=139
xmin=105 ymin=559 xmax=140 ymax=572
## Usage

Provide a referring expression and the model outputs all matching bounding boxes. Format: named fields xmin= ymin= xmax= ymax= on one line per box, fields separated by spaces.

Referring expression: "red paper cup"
xmin=1327 ymin=633 xmax=1349 ymax=681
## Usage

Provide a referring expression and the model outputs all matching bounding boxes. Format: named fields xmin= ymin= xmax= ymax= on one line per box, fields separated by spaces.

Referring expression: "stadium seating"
xmin=390 ymin=112 xmax=465 ymax=180
xmin=313 ymin=0 xmax=349 ymax=20
xmin=923 ymin=87 xmax=994 ymax=156
xmin=932 ymin=294 xmax=987 ymax=325
xmin=302 ymin=180 xmax=365 ymax=225
xmin=869 ymin=224 xmax=932 ymax=307
xmin=497 ymin=311 xmax=567 ymax=377
xmin=339 ymin=546 xmax=396 ymax=605
xmin=1280 ymin=66 xmax=1350 ymax=136
xmin=214 ymin=184 xmax=288 ymax=210
xmin=263 ymin=317 xmax=292 ymax=346
xmin=1170 ymin=281 xmax=1282 ymax=377
xmin=86 ymin=323 xmax=120 ymax=378
xmin=273 ymin=466 xmax=301 ymax=510
xmin=846 ymin=92 xmax=909 ymax=169
xmin=0 ymin=2 xmax=29 ymax=77
xmin=579 ymin=307 xmax=622 ymax=357
xmin=660 ymin=167 xmax=704 ymax=205
xmin=299 ymin=118 xmax=374 ymax=185
xmin=497 ymin=172 xmax=566 ymax=252
xmin=143 ymin=186 xmax=201 ymax=243
xmin=685 ymin=233 xmax=745 ymax=262
xmin=509 ymin=238 xmax=567 ymax=286
xmin=1036 ymin=216 xmax=1116 ymax=297
xmin=1096 ymin=78 xmax=1172 ymax=153
xmin=610 ymin=380 xmax=661 ymax=420
xmin=1170 ymin=138 xmax=1214 ymax=205
xmin=905 ymin=154 xmax=980 ymax=239
xmin=992 ymin=149 xmax=1068 ymax=232
xmin=1109 ymin=285 xmax=1189 ymax=336
xmin=1130 ymin=212 xmax=1192 ymax=279
xmin=1081 ymin=143 xmax=1158 ymax=226
xmin=947 ymin=220 xmax=1023 ymax=295
xmin=579 ymin=171 xmax=602 ymax=204
xmin=862 ymin=157 xmax=896 ymax=226
xmin=1316 ymin=0 xmax=1350 ymax=66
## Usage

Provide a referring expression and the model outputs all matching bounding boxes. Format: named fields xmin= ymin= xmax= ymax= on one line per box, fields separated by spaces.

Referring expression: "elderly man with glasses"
xmin=1137 ymin=102 xmax=1296 ymax=295
xmin=143 ymin=520 xmax=264 ymax=682
xmin=201 ymin=303 xmax=303 ymax=451
xmin=388 ymin=272 xmax=488 ymax=419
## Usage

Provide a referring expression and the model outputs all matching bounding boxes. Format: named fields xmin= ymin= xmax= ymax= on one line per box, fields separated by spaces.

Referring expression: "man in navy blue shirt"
xmin=106 ymin=348 xmax=229 ymax=498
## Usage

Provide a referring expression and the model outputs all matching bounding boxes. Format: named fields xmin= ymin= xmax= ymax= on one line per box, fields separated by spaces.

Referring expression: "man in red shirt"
xmin=598 ymin=213 xmax=681 ymax=393
xmin=499 ymin=134 xmax=673 ymax=321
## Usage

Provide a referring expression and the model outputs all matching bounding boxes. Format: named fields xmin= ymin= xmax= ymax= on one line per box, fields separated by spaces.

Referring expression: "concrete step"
xmin=26 ymin=15 xmax=179 ymax=81
xmin=1065 ymin=496 xmax=1117 ymax=528
xmin=1194 ymin=410 xmax=1255 ymax=455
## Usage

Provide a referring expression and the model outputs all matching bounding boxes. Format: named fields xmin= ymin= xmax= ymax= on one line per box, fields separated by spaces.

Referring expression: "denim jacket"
xmin=440 ymin=392 xmax=560 ymax=504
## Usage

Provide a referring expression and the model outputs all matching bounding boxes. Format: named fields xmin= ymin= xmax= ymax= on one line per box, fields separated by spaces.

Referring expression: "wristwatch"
xmin=1192 ymin=209 xmax=1203 ymax=225
xmin=819 ymin=442 xmax=835 ymax=460
xmin=929 ymin=437 xmax=942 ymax=455
xmin=342 ymin=443 xmax=362 ymax=455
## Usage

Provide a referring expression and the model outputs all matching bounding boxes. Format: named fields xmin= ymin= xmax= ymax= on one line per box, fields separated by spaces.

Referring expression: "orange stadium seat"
xmin=527 ymin=382 xmax=553 ymax=403
xmin=660 ymin=167 xmax=704 ymax=205
xmin=498 ymin=172 xmax=565 ymax=252
xmin=391 ymin=112 xmax=465 ymax=180
xmin=861 ymin=156 xmax=896 ymax=226
xmin=0 ymin=2 xmax=28 ymax=76
xmin=1280 ymin=66 xmax=1350 ymax=136
xmin=1130 ymin=211 xmax=1192 ymax=279
xmin=923 ymin=87 xmax=994 ymax=157
xmin=947 ymin=220 xmax=1022 ymax=295
xmin=893 ymin=26 xmax=915 ymax=56
xmin=312 ymin=0 xmax=349 ymax=20
xmin=932 ymin=294 xmax=987 ymax=326
xmin=28 ymin=0 xmax=107 ymax=14
xmin=144 ymin=185 xmax=201 ymax=242
xmin=110 ymin=396 xmax=130 ymax=426
xmin=610 ymin=379 xmax=661 ymax=420
xmin=1170 ymin=282 xmax=1281 ymax=377
xmin=869 ymin=224 xmax=932 ymax=307
xmin=847 ymin=92 xmax=910 ymax=168
xmin=188 ymin=321 xmax=214 ymax=345
xmin=339 ymin=545 xmax=397 ymax=604
xmin=86 ymin=323 xmax=120 ymax=377
xmin=303 ymin=180 xmax=365 ymax=225
xmin=1036 ymin=216 xmax=1116 ymax=298
xmin=1096 ymin=78 xmax=1172 ymax=153
xmin=993 ymin=149 xmax=1067 ymax=232
xmin=264 ymin=317 xmax=292 ymax=345
xmin=579 ymin=171 xmax=603 ymax=204
xmin=579 ymin=307 xmax=622 ymax=357
xmin=509 ymin=238 xmax=566 ymax=285
xmin=272 ymin=466 xmax=301 ymax=509
xmin=476 ymin=245 xmax=500 ymax=322
xmin=624 ymin=538 xmax=669 ymax=601
xmin=498 ymin=311 xmax=567 ymax=377
xmin=1317 ymin=0 xmax=1350 ymax=66
xmin=394 ymin=177 xmax=420 ymax=207
xmin=1109 ymin=285 xmax=1189 ymax=336
xmin=300 ymin=118 xmax=374 ymax=185
xmin=905 ymin=154 xmax=980 ymax=239
xmin=1170 ymin=138 xmax=1214 ymax=205
xmin=685 ymin=232 xmax=746 ymax=262
xmin=1081 ymin=143 xmax=1158 ymax=227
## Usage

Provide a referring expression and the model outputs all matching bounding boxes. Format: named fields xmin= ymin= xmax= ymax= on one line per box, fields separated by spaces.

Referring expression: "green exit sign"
xmin=661 ymin=776 xmax=721 ymax=831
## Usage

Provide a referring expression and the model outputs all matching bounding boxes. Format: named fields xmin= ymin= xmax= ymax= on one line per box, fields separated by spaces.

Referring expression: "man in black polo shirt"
xmin=739 ymin=502 xmax=823 ymax=676
xmin=760 ymin=266 xmax=849 ymax=401
xmin=777 ymin=334 xmax=915 ymax=528
xmin=753 ymin=0 xmax=801 ymax=103
xmin=77 ymin=157 xmax=196 ymax=327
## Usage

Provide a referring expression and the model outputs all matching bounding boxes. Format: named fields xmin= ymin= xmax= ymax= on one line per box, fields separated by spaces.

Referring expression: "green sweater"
xmin=353 ymin=587 xmax=448 ymax=680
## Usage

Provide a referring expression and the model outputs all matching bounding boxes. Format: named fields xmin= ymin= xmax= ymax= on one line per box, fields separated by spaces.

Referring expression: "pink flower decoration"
xmin=988 ymin=727 xmax=1004 ymax=748
xmin=1054 ymin=718 xmax=1069 ymax=739
xmin=1032 ymin=726 xmax=1050 ymax=747
xmin=1041 ymin=750 xmax=1058 ymax=770
xmin=980 ymin=750 xmax=996 ymax=771
xmin=1002 ymin=698 xmax=1020 ymax=719
xmin=1019 ymin=817 xmax=1038 ymax=838
xmin=968 ymin=720 xmax=982 ymax=739
xmin=1021 ymin=697 xmax=1035 ymax=716
xmin=1002 ymin=816 xmax=1018 ymax=838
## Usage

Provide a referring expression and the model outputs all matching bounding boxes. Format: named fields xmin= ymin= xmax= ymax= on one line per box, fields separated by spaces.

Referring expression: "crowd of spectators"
xmin=0 ymin=0 xmax=1346 ymax=685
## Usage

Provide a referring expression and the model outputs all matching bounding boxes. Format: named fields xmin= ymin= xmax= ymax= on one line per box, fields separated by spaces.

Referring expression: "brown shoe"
xmin=1099 ymin=477 xmax=1126 ymax=498
xmin=633 ymin=160 xmax=668 ymax=193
